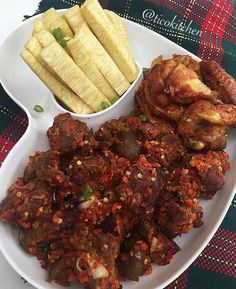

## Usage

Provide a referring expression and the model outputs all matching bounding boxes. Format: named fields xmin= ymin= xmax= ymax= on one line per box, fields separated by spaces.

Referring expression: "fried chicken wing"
xmin=144 ymin=59 xmax=184 ymax=122
xmin=137 ymin=55 xmax=220 ymax=123
xmin=166 ymin=63 xmax=218 ymax=104
xmin=178 ymin=100 xmax=236 ymax=150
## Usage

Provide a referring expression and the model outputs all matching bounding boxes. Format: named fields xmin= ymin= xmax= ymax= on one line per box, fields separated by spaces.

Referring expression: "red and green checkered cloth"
xmin=0 ymin=0 xmax=235 ymax=288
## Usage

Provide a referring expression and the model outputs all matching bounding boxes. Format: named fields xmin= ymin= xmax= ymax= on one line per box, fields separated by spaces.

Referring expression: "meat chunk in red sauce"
xmin=137 ymin=122 xmax=186 ymax=168
xmin=115 ymin=155 xmax=164 ymax=215
xmin=183 ymin=150 xmax=231 ymax=199
xmin=47 ymin=113 xmax=97 ymax=154
xmin=96 ymin=116 xmax=142 ymax=160
xmin=70 ymin=231 xmax=121 ymax=289
xmin=118 ymin=231 xmax=151 ymax=281
xmin=66 ymin=152 xmax=130 ymax=190
xmin=156 ymin=197 xmax=203 ymax=238
xmin=0 ymin=179 xmax=52 ymax=227
xmin=137 ymin=220 xmax=180 ymax=266
xmin=23 ymin=150 xmax=66 ymax=185
xmin=0 ymin=110 xmax=232 ymax=289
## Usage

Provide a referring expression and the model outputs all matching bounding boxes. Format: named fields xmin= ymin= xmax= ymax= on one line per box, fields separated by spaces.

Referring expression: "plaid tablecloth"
xmin=0 ymin=0 xmax=235 ymax=288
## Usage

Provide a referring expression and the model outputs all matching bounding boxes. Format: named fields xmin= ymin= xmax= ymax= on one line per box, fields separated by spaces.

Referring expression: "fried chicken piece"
xmin=200 ymin=60 xmax=236 ymax=104
xmin=139 ymin=55 xmax=219 ymax=123
xmin=166 ymin=63 xmax=218 ymax=104
xmin=47 ymin=113 xmax=97 ymax=154
xmin=183 ymin=150 xmax=231 ymax=199
xmin=172 ymin=54 xmax=202 ymax=76
xmin=135 ymin=81 xmax=179 ymax=125
xmin=136 ymin=81 xmax=169 ymax=123
xmin=144 ymin=60 xmax=184 ymax=122
xmin=178 ymin=100 xmax=236 ymax=150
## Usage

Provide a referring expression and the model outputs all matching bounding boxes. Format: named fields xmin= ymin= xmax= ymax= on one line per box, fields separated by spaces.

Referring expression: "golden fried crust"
xmin=166 ymin=63 xmax=219 ymax=104
xmin=177 ymin=100 xmax=236 ymax=150
xmin=200 ymin=60 xmax=236 ymax=105
xmin=172 ymin=54 xmax=202 ymax=78
xmin=144 ymin=61 xmax=184 ymax=122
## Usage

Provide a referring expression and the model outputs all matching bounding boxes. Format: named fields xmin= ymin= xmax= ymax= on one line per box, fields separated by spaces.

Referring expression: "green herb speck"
xmin=34 ymin=105 xmax=44 ymax=113
xmin=140 ymin=114 xmax=147 ymax=122
xmin=83 ymin=185 xmax=93 ymax=200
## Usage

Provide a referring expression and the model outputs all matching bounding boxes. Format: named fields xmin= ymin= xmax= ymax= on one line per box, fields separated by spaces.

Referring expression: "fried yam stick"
xmin=75 ymin=24 xmax=130 ymax=96
xmin=63 ymin=5 xmax=88 ymax=33
xmin=21 ymin=49 xmax=94 ymax=114
xmin=40 ymin=42 xmax=110 ymax=112
xmin=67 ymin=37 xmax=118 ymax=101
xmin=81 ymin=0 xmax=138 ymax=83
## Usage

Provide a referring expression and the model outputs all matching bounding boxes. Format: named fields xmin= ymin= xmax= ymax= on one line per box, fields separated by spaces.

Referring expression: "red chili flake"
xmin=167 ymin=250 xmax=174 ymax=260
xmin=123 ymin=176 xmax=129 ymax=184
xmin=111 ymin=278 xmax=121 ymax=289
xmin=112 ymin=204 xmax=120 ymax=214
xmin=120 ymin=254 xmax=128 ymax=261
xmin=116 ymin=218 xmax=122 ymax=235
xmin=28 ymin=246 xmax=36 ymax=254
xmin=55 ymin=175 xmax=64 ymax=183
xmin=145 ymin=266 xmax=152 ymax=275
xmin=131 ymin=198 xmax=137 ymax=206
xmin=160 ymin=206 xmax=166 ymax=212
xmin=185 ymin=199 xmax=193 ymax=207
xmin=126 ymin=188 xmax=133 ymax=196
xmin=93 ymin=228 xmax=102 ymax=234
xmin=52 ymin=214 xmax=63 ymax=224
xmin=79 ymin=271 xmax=89 ymax=284
xmin=93 ymin=260 xmax=100 ymax=269
xmin=18 ymin=221 xmax=31 ymax=229
xmin=51 ymin=160 xmax=58 ymax=166
xmin=68 ymin=273 xmax=80 ymax=283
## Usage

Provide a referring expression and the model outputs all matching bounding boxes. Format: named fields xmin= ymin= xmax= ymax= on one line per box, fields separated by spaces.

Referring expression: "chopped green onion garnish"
xmin=34 ymin=105 xmax=44 ymax=113
xmin=129 ymin=110 xmax=136 ymax=116
xmin=83 ymin=185 xmax=93 ymax=200
xmin=52 ymin=27 xmax=67 ymax=48
xmin=142 ymin=67 xmax=149 ymax=79
xmin=110 ymin=96 xmax=119 ymax=105
xmin=59 ymin=38 xmax=67 ymax=48
xmin=140 ymin=114 xmax=147 ymax=122
xmin=52 ymin=27 xmax=64 ymax=41
xmin=101 ymin=101 xmax=110 ymax=110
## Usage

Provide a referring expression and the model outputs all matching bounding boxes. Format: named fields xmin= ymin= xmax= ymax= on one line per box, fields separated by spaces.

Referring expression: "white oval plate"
xmin=0 ymin=10 xmax=235 ymax=289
